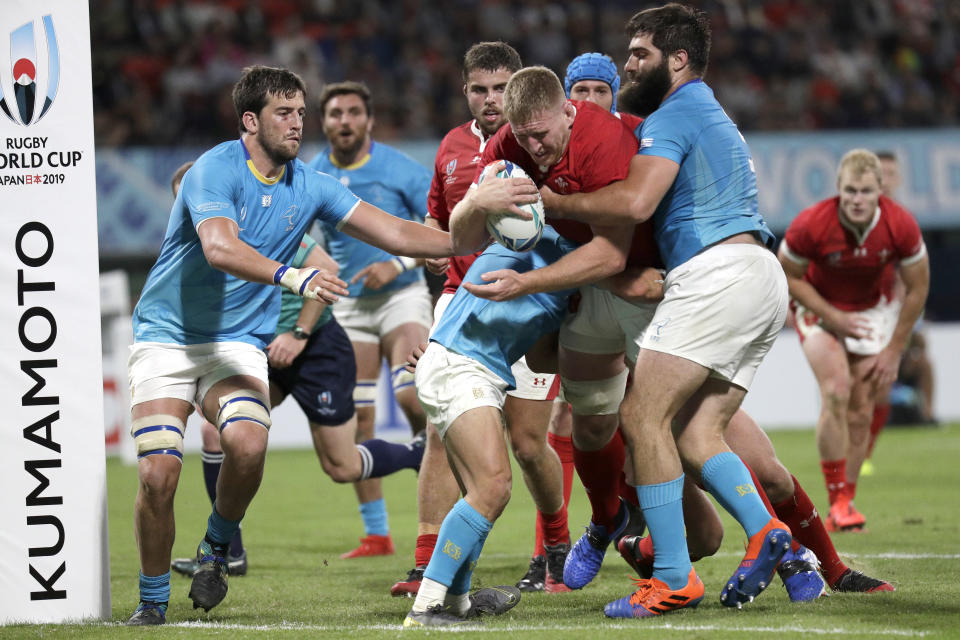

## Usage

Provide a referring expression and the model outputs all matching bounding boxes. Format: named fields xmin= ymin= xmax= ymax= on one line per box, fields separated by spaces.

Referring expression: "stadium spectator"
xmin=778 ymin=149 xmax=930 ymax=532
xmin=90 ymin=1 xmax=960 ymax=146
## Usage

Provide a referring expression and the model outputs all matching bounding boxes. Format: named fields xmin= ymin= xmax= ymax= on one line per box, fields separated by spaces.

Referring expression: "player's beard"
xmin=262 ymin=135 xmax=300 ymax=166
xmin=619 ymin=57 xmax=672 ymax=117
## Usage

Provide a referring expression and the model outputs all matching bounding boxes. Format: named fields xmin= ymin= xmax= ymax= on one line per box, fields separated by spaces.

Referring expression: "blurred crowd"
xmin=92 ymin=0 xmax=960 ymax=146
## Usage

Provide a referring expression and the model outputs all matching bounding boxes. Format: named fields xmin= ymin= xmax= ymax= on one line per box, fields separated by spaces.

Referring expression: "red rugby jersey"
xmin=427 ymin=120 xmax=491 ymax=293
xmin=480 ymin=100 xmax=661 ymax=268
xmin=782 ymin=194 xmax=925 ymax=311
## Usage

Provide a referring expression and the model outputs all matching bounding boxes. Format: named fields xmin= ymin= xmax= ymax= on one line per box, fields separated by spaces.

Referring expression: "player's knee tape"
xmin=131 ymin=414 xmax=185 ymax=461
xmin=391 ymin=365 xmax=416 ymax=393
xmin=353 ymin=379 xmax=378 ymax=408
xmin=562 ymin=369 xmax=628 ymax=416
xmin=216 ymin=390 xmax=271 ymax=432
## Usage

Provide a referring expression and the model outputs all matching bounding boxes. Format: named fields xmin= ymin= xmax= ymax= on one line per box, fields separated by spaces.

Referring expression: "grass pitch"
xmin=6 ymin=423 xmax=960 ymax=638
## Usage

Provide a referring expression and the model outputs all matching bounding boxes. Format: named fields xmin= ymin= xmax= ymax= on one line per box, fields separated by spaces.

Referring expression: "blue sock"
xmin=359 ymin=498 xmax=389 ymax=536
xmin=701 ymin=451 xmax=771 ymax=538
xmin=138 ymin=571 xmax=170 ymax=606
xmin=636 ymin=475 xmax=690 ymax=590
xmin=357 ymin=439 xmax=424 ymax=479
xmin=424 ymin=499 xmax=492 ymax=590
xmin=206 ymin=504 xmax=241 ymax=548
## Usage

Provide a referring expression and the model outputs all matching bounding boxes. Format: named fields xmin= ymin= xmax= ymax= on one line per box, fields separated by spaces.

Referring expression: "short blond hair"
xmin=504 ymin=66 xmax=566 ymax=126
xmin=837 ymin=149 xmax=882 ymax=186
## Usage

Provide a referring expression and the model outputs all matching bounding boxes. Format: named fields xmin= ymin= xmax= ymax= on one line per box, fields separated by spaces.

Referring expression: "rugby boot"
xmin=720 ymin=518 xmax=791 ymax=608
xmin=826 ymin=499 xmax=866 ymax=532
xmin=341 ymin=533 xmax=394 ymax=559
xmin=778 ymin=545 xmax=827 ymax=602
xmin=831 ymin=568 xmax=895 ymax=593
xmin=617 ymin=534 xmax=654 ymax=579
xmin=516 ymin=555 xmax=545 ymax=592
xmin=390 ymin=566 xmax=424 ymax=597
xmin=403 ymin=604 xmax=471 ymax=628
xmin=466 ymin=585 xmax=521 ymax=617
xmin=604 ymin=568 xmax=704 ymax=618
xmin=564 ymin=500 xmax=629 ymax=589
xmin=125 ymin=601 xmax=166 ymax=626
xmin=188 ymin=539 xmax=229 ymax=612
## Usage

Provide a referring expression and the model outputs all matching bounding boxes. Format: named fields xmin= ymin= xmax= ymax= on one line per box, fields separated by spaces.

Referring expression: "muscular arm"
xmin=342 ymin=201 xmax=457 ymax=258
xmin=294 ymin=246 xmax=338 ymax=330
xmin=541 ymin=154 xmax=680 ymax=225
xmin=197 ymin=217 xmax=284 ymax=284
xmin=463 ymin=223 xmax=631 ymax=301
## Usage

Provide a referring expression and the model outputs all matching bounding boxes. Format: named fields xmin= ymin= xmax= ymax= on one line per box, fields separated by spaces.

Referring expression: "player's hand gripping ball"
xmin=478 ymin=161 xmax=544 ymax=252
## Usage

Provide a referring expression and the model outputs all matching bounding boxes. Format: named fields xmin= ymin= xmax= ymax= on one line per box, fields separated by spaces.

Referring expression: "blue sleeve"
xmin=403 ymin=160 xmax=432 ymax=222
xmin=636 ymin=108 xmax=687 ymax=165
xmin=180 ymin=157 xmax=241 ymax=227
xmin=307 ymin=169 xmax=361 ymax=229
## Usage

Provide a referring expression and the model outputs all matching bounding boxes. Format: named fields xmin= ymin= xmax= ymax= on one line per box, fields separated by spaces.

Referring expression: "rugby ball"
xmin=478 ymin=160 xmax=544 ymax=252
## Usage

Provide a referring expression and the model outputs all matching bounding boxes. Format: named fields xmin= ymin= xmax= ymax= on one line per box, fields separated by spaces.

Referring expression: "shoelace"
xmin=627 ymin=576 xmax=656 ymax=606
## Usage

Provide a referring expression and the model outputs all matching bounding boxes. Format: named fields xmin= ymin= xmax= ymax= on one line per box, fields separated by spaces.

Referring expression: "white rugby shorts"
xmin=128 ymin=341 xmax=269 ymax=407
xmin=431 ymin=292 xmax=559 ymax=401
xmin=640 ymin=243 xmax=788 ymax=390
xmin=560 ymin=285 xmax=658 ymax=364
xmin=334 ymin=280 xmax=433 ymax=344
xmin=415 ymin=342 xmax=507 ymax=438
xmin=793 ymin=296 xmax=901 ymax=356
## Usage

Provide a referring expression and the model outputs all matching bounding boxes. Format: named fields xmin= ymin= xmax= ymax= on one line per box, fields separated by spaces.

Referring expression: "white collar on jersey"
xmin=470 ymin=119 xmax=490 ymax=153
xmin=839 ymin=205 xmax=881 ymax=246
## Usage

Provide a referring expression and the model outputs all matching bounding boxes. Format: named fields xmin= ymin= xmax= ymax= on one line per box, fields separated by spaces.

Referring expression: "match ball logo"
xmin=0 ymin=15 xmax=60 ymax=127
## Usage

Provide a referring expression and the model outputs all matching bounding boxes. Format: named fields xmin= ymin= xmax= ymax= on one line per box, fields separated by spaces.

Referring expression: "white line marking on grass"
xmin=135 ymin=621 xmax=928 ymax=636
xmin=488 ymin=551 xmax=960 ymax=562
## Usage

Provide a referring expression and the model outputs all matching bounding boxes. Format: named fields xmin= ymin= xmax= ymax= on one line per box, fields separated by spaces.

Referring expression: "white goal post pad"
xmin=0 ymin=1 xmax=110 ymax=624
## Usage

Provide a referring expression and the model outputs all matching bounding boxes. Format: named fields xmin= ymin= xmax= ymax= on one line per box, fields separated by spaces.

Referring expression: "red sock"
xmin=547 ymin=432 xmax=575 ymax=508
xmin=846 ymin=480 xmax=857 ymax=501
xmin=866 ymin=402 xmax=890 ymax=457
xmin=538 ymin=504 xmax=569 ymax=547
xmin=820 ymin=459 xmax=847 ymax=505
xmin=534 ymin=432 xmax=576 ymax=556
xmin=773 ymin=475 xmax=847 ymax=586
xmin=743 ymin=461 xmax=800 ymax=550
xmin=414 ymin=533 xmax=438 ymax=568
xmin=573 ymin=430 xmax=626 ymax=530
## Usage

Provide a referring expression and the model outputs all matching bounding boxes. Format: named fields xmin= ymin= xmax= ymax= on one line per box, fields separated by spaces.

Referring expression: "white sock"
xmin=412 ymin=577 xmax=448 ymax=613
xmin=444 ymin=592 xmax=471 ymax=617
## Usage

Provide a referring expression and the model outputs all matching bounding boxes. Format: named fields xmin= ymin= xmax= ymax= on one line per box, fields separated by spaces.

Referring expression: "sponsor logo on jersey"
xmin=640 ymin=137 xmax=654 ymax=148
xmin=261 ymin=194 xmax=272 ymax=207
xmin=446 ymin=158 xmax=457 ymax=175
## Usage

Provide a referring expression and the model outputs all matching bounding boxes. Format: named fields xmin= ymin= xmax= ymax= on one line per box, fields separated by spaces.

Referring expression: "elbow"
xmin=203 ymin=239 xmax=233 ymax=272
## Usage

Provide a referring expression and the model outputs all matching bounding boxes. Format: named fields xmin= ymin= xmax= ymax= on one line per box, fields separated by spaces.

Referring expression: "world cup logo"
xmin=0 ymin=15 xmax=59 ymax=127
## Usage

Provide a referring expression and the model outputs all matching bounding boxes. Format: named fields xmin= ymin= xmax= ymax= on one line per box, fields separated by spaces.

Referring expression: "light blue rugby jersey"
xmin=133 ymin=140 xmax=359 ymax=348
xmin=308 ymin=141 xmax=431 ymax=297
xmin=430 ymin=227 xmax=578 ymax=389
xmin=636 ymin=79 xmax=774 ymax=272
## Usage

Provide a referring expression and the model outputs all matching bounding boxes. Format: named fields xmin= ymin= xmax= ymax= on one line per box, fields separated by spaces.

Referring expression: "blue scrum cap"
xmin=564 ymin=52 xmax=620 ymax=113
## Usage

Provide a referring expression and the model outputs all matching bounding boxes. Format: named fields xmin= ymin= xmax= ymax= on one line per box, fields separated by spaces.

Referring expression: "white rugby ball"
xmin=478 ymin=160 xmax=544 ymax=252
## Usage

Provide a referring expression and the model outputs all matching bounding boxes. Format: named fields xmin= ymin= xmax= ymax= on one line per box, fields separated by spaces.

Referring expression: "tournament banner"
xmin=0 ymin=1 xmax=110 ymax=624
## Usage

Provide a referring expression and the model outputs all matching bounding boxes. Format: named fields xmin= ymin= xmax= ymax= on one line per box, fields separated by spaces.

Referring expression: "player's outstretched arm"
xmin=541 ymin=155 xmax=679 ymax=225
xmin=342 ymin=201 xmax=457 ymax=258
xmin=449 ymin=161 xmax=539 ymax=255
xmin=464 ymin=223 xmax=631 ymax=302
xmin=197 ymin=217 xmax=347 ymax=302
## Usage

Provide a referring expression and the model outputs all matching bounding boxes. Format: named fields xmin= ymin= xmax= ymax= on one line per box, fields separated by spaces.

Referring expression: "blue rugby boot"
xmin=563 ymin=501 xmax=628 ymax=589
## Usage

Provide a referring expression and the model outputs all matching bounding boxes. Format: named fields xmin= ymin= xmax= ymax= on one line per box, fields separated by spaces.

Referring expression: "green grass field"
xmin=6 ymin=423 xmax=960 ymax=638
